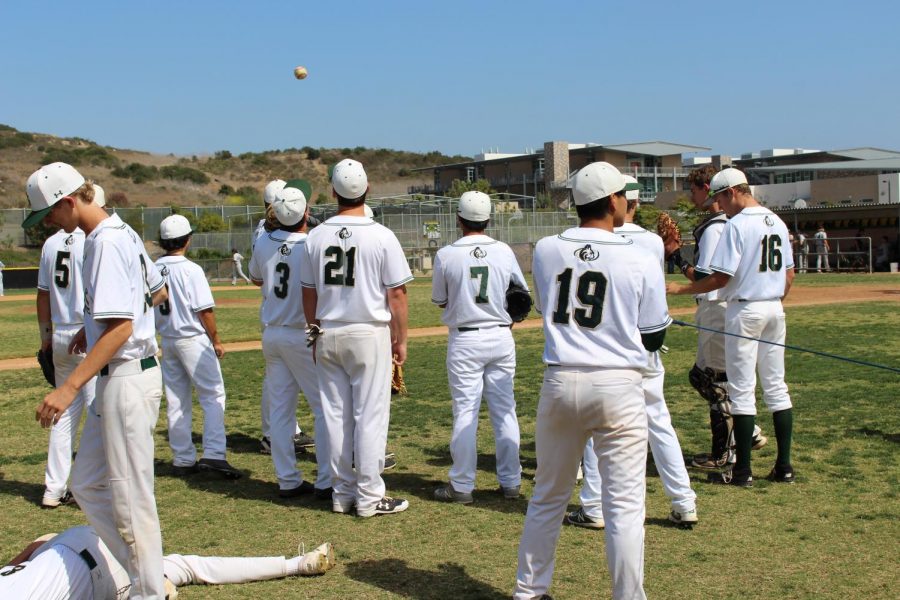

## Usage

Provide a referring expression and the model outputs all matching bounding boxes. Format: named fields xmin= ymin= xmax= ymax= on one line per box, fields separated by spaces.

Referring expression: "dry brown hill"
xmin=0 ymin=124 xmax=469 ymax=208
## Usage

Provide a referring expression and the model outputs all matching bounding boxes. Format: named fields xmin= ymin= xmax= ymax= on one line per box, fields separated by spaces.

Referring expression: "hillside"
xmin=0 ymin=124 xmax=470 ymax=208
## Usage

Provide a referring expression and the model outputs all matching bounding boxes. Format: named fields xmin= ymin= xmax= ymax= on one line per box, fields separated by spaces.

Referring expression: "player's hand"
xmin=666 ymin=282 xmax=686 ymax=295
xmin=663 ymin=237 xmax=681 ymax=258
xmin=36 ymin=385 xmax=77 ymax=428
xmin=392 ymin=342 xmax=407 ymax=366
xmin=213 ymin=341 xmax=225 ymax=358
xmin=40 ymin=339 xmax=52 ymax=352
xmin=68 ymin=328 xmax=87 ymax=354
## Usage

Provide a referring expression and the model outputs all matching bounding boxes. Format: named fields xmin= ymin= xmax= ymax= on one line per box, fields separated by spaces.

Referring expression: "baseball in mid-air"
xmin=294 ymin=66 xmax=308 ymax=80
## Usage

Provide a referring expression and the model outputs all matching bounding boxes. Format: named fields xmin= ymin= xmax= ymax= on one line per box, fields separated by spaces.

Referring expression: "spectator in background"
xmin=875 ymin=236 xmax=892 ymax=271
xmin=796 ymin=231 xmax=808 ymax=274
xmin=814 ymin=225 xmax=830 ymax=272
xmin=0 ymin=258 xmax=5 ymax=295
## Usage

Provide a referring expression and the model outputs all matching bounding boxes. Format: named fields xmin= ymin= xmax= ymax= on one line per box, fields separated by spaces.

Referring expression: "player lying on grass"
xmin=1 ymin=525 xmax=335 ymax=599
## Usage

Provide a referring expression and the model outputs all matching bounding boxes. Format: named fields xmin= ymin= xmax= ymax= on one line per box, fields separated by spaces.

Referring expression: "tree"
xmin=668 ymin=195 xmax=703 ymax=233
xmin=447 ymin=178 xmax=495 ymax=198
xmin=195 ymin=213 xmax=227 ymax=233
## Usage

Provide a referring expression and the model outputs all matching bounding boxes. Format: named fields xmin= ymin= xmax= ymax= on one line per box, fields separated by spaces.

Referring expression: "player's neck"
xmin=166 ymin=249 xmax=187 ymax=257
xmin=337 ymin=204 xmax=366 ymax=217
xmin=578 ymin=216 xmax=615 ymax=232
xmin=78 ymin=204 xmax=111 ymax=235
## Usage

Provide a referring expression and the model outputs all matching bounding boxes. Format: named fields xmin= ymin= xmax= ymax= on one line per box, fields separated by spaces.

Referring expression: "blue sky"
xmin=2 ymin=1 xmax=898 ymax=159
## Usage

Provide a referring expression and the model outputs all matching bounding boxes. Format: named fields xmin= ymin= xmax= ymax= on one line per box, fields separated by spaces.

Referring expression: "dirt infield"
xmin=1 ymin=284 xmax=897 ymax=372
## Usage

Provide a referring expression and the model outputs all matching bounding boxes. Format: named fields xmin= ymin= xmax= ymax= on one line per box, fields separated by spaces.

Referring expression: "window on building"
xmin=466 ymin=166 xmax=475 ymax=182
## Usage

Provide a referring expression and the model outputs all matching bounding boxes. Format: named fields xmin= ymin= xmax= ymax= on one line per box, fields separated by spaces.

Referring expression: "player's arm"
xmin=387 ymin=284 xmax=409 ymax=366
xmin=302 ymin=287 xmax=319 ymax=327
xmin=198 ymin=309 xmax=225 ymax=358
xmin=5 ymin=534 xmax=57 ymax=566
xmin=37 ymin=289 xmax=52 ymax=352
xmin=151 ymin=285 xmax=168 ymax=307
xmin=666 ymin=270 xmax=730 ymax=295
xmin=783 ymin=266 xmax=795 ymax=299
xmin=36 ymin=318 xmax=132 ymax=427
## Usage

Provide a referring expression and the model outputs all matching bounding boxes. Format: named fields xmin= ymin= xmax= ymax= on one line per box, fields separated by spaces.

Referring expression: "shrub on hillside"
xmin=159 ymin=165 xmax=210 ymax=185
xmin=112 ymin=162 xmax=159 ymax=184
xmin=218 ymin=184 xmax=236 ymax=196
xmin=302 ymin=146 xmax=320 ymax=160
xmin=107 ymin=192 xmax=129 ymax=207
xmin=195 ymin=212 xmax=227 ymax=233
xmin=236 ymin=186 xmax=261 ymax=203
xmin=214 ymin=150 xmax=233 ymax=160
xmin=41 ymin=145 xmax=118 ymax=168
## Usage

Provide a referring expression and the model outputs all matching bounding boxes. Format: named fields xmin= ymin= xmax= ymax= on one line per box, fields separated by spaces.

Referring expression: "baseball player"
xmin=256 ymin=180 xmax=315 ymax=455
xmin=667 ymin=165 xmax=766 ymax=480
xmin=301 ymin=158 xmax=412 ymax=517
xmin=34 ymin=186 xmax=106 ymax=508
xmin=231 ymin=247 xmax=251 ymax=285
xmin=0 ymin=525 xmax=335 ymax=599
xmin=514 ymin=162 xmax=670 ymax=600
xmin=155 ymin=214 xmax=240 ymax=479
xmin=667 ymin=168 xmax=795 ymax=487
xmin=814 ymin=224 xmax=830 ymax=272
xmin=0 ymin=258 xmax=4 ymax=295
xmin=249 ymin=181 xmax=331 ymax=498
xmin=567 ymin=175 xmax=698 ymax=529
xmin=25 ymin=162 xmax=169 ymax=599
xmin=430 ymin=191 xmax=526 ymax=504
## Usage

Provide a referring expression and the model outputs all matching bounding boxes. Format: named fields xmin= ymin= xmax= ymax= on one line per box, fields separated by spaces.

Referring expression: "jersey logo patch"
xmin=338 ymin=227 xmax=352 ymax=240
xmin=64 ymin=234 xmax=74 ymax=246
xmin=575 ymin=244 xmax=599 ymax=261
xmin=471 ymin=246 xmax=487 ymax=259
xmin=764 ymin=216 xmax=774 ymax=227
xmin=279 ymin=243 xmax=292 ymax=256
xmin=159 ymin=265 xmax=169 ymax=277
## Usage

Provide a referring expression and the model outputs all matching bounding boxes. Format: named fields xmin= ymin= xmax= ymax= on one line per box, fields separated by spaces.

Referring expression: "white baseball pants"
xmin=160 ymin=334 xmax=227 ymax=466
xmin=45 ymin=325 xmax=96 ymax=501
xmin=725 ymin=300 xmax=793 ymax=416
xmin=317 ymin=322 xmax=392 ymax=516
xmin=163 ymin=553 xmax=292 ymax=586
xmin=579 ymin=353 xmax=696 ymax=517
xmin=695 ymin=299 xmax=727 ymax=372
xmin=515 ymin=367 xmax=647 ymax=600
xmin=232 ymin=264 xmax=251 ymax=285
xmin=262 ymin=325 xmax=330 ymax=491
xmin=815 ymin=251 xmax=830 ymax=271
xmin=259 ymin=321 xmax=301 ymax=440
xmin=70 ymin=360 xmax=165 ymax=600
xmin=446 ymin=327 xmax=521 ymax=493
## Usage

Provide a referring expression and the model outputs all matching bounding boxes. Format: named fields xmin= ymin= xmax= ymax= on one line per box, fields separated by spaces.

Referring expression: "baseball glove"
xmin=657 ymin=212 xmax=682 ymax=256
xmin=37 ymin=348 xmax=55 ymax=387
xmin=391 ymin=362 xmax=407 ymax=396
xmin=505 ymin=282 xmax=533 ymax=323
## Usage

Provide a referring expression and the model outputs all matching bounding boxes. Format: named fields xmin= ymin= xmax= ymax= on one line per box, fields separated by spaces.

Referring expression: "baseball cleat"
xmin=293 ymin=431 xmax=315 ymax=449
xmin=171 ymin=462 xmax=200 ymax=476
xmin=41 ymin=490 xmax=77 ymax=509
xmin=500 ymin=485 xmax=521 ymax=499
xmin=314 ymin=486 xmax=333 ymax=500
xmin=691 ymin=452 xmax=731 ymax=471
xmin=259 ymin=436 xmax=272 ymax=454
xmin=668 ymin=507 xmax=698 ymax=529
xmin=434 ymin=484 xmax=474 ymax=504
xmin=358 ymin=496 xmax=409 ymax=517
xmin=751 ymin=432 xmax=768 ymax=450
xmin=197 ymin=458 xmax=242 ymax=479
xmin=297 ymin=542 xmax=336 ymax=576
xmin=278 ymin=480 xmax=315 ymax=498
xmin=565 ymin=507 xmax=604 ymax=529
xmin=766 ymin=465 xmax=795 ymax=483
xmin=384 ymin=452 xmax=397 ymax=470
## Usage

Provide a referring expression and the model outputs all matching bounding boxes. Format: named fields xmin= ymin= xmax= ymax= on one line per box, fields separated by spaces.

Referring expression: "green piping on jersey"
xmin=386 ymin=275 xmax=414 ymax=288
xmin=321 ymin=222 xmax=376 ymax=227
xmin=452 ymin=240 xmax=498 ymax=247
xmin=557 ymin=234 xmax=633 ymax=245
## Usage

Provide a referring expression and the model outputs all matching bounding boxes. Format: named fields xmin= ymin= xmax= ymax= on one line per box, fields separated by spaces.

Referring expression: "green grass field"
xmin=0 ymin=285 xmax=898 ymax=598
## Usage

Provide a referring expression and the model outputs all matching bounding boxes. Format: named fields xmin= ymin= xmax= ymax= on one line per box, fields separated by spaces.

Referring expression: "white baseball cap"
xmin=623 ymin=175 xmax=641 ymax=201
xmin=364 ymin=204 xmax=374 ymax=218
xmin=332 ymin=159 xmax=368 ymax=200
xmin=93 ymin=183 xmax=107 ymax=208
xmin=458 ymin=191 xmax=492 ymax=222
xmin=23 ymin=162 xmax=86 ymax=228
xmin=159 ymin=214 xmax=193 ymax=240
xmin=263 ymin=179 xmax=286 ymax=206
xmin=708 ymin=168 xmax=748 ymax=198
xmin=272 ymin=183 xmax=308 ymax=226
xmin=570 ymin=162 xmax=627 ymax=206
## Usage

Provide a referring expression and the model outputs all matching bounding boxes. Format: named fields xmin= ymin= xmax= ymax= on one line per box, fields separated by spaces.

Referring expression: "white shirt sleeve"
xmin=381 ymin=235 xmax=414 ymax=289
xmin=37 ymin=243 xmax=52 ymax=291
xmin=694 ymin=222 xmax=724 ymax=275
xmin=637 ymin=256 xmax=671 ymax=333
xmin=91 ymin=239 xmax=135 ymax=320
xmin=190 ymin=266 xmax=215 ymax=312
xmin=509 ymin=249 xmax=529 ymax=291
xmin=300 ymin=242 xmax=316 ymax=288
xmin=143 ymin=248 xmax=164 ymax=293
xmin=248 ymin=251 xmax=262 ymax=281
xmin=430 ymin=251 xmax=447 ymax=305
xmin=710 ymin=221 xmax=741 ymax=276
xmin=532 ymin=241 xmax=546 ymax=314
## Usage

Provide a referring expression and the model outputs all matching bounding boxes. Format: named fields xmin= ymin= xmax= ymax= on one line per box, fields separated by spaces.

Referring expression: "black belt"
xmin=100 ymin=356 xmax=158 ymax=377
xmin=79 ymin=548 xmax=98 ymax=570
xmin=457 ymin=324 xmax=512 ymax=332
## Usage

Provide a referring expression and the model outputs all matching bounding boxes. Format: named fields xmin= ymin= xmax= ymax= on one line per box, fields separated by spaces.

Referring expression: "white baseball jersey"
xmin=38 ymin=229 xmax=86 ymax=326
xmin=301 ymin=216 xmax=413 ymax=323
xmin=431 ymin=234 xmax=528 ymax=328
xmin=532 ymin=227 xmax=670 ymax=369
xmin=250 ymin=230 xmax=310 ymax=328
xmin=233 ymin=252 xmax=244 ymax=265
xmin=691 ymin=213 xmax=728 ymax=302
xmin=154 ymin=256 xmax=215 ymax=339
xmin=710 ymin=207 xmax=795 ymax=302
xmin=814 ymin=230 xmax=827 ymax=251
xmin=614 ymin=222 xmax=664 ymax=269
xmin=254 ymin=219 xmax=266 ymax=242
xmin=83 ymin=214 xmax=164 ymax=361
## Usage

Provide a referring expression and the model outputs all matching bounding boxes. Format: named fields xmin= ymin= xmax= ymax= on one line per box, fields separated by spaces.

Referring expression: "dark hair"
xmin=231 ymin=247 xmax=238 ymax=253
xmin=626 ymin=199 xmax=639 ymax=211
xmin=458 ymin=216 xmax=488 ymax=232
xmin=687 ymin=165 xmax=718 ymax=188
xmin=278 ymin=215 xmax=307 ymax=233
xmin=335 ymin=192 xmax=367 ymax=207
xmin=160 ymin=233 xmax=191 ymax=252
xmin=733 ymin=183 xmax=752 ymax=196
xmin=574 ymin=195 xmax=614 ymax=220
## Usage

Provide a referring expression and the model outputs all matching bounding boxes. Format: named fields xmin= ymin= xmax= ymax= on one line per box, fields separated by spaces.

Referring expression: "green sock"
xmin=732 ymin=415 xmax=756 ymax=475
xmin=772 ymin=408 xmax=794 ymax=468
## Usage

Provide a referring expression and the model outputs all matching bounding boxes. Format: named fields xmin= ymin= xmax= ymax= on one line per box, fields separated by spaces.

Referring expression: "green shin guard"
xmin=732 ymin=415 xmax=756 ymax=475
